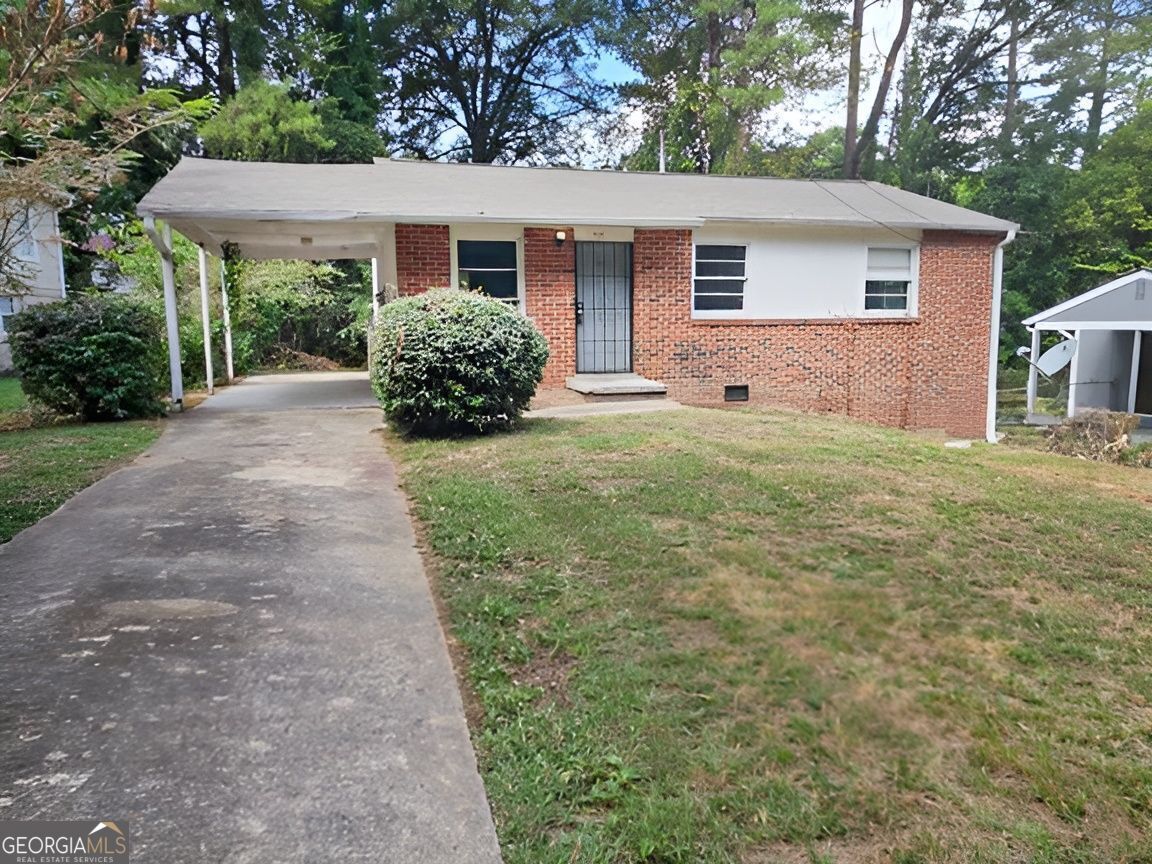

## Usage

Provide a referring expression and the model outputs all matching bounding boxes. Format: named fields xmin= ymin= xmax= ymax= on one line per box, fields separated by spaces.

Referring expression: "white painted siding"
xmin=1071 ymin=329 xmax=1135 ymax=413
xmin=691 ymin=224 xmax=921 ymax=320
xmin=1044 ymin=276 xmax=1152 ymax=325
xmin=1 ymin=206 xmax=67 ymax=370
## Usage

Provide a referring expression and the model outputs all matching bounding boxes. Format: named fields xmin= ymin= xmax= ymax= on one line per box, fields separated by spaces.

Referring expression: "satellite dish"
xmin=1036 ymin=338 xmax=1076 ymax=377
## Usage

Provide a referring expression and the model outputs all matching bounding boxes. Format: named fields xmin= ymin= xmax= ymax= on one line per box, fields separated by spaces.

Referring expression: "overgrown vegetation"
xmin=93 ymin=224 xmax=372 ymax=384
xmin=371 ymin=289 xmax=548 ymax=435
xmin=7 ymin=295 xmax=167 ymax=420
xmin=394 ymin=407 xmax=1152 ymax=863
xmin=1046 ymin=409 xmax=1152 ymax=465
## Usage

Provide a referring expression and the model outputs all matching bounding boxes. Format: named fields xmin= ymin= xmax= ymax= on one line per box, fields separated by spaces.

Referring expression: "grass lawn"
xmin=0 ymin=379 xmax=161 ymax=543
xmin=0 ymin=376 xmax=27 ymax=413
xmin=393 ymin=407 xmax=1152 ymax=864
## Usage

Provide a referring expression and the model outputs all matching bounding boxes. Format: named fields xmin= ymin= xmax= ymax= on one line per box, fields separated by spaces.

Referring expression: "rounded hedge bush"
xmin=8 ymin=294 xmax=167 ymax=421
xmin=370 ymin=289 xmax=549 ymax=435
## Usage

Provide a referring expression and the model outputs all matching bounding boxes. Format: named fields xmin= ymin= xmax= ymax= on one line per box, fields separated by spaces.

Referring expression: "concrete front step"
xmin=565 ymin=373 xmax=668 ymax=400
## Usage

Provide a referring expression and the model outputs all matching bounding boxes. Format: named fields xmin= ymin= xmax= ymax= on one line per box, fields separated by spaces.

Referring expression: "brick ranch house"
xmin=138 ymin=158 xmax=1018 ymax=440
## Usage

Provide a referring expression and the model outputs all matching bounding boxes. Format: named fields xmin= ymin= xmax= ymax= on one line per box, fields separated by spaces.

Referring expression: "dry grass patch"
xmin=393 ymin=406 xmax=1152 ymax=864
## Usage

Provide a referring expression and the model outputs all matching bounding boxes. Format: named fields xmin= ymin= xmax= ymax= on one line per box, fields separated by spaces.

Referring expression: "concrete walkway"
xmin=0 ymin=372 xmax=502 ymax=863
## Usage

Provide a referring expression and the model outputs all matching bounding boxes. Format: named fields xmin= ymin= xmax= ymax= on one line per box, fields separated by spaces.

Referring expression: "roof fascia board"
xmin=1033 ymin=320 xmax=1152 ymax=330
xmin=143 ymin=209 xmax=707 ymax=228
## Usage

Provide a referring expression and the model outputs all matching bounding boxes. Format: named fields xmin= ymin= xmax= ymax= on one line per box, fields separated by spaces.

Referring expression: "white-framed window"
xmin=0 ymin=296 xmax=15 ymax=334
xmin=693 ymin=244 xmax=747 ymax=311
xmin=449 ymin=226 xmax=525 ymax=309
xmin=11 ymin=210 xmax=39 ymax=262
xmin=865 ymin=246 xmax=917 ymax=314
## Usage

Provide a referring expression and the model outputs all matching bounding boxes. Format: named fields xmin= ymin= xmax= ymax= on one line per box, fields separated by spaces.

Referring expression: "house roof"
xmin=1023 ymin=269 xmax=1152 ymax=329
xmin=137 ymin=157 xmax=1017 ymax=243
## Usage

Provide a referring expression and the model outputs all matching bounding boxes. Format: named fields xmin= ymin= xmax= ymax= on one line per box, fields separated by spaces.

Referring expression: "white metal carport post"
xmin=373 ymin=225 xmax=398 ymax=321
xmin=144 ymin=217 xmax=183 ymax=410
xmin=369 ymin=225 xmax=398 ymax=361
xmin=1025 ymin=326 xmax=1040 ymax=417
xmin=197 ymin=246 xmax=214 ymax=394
xmin=219 ymin=260 xmax=235 ymax=383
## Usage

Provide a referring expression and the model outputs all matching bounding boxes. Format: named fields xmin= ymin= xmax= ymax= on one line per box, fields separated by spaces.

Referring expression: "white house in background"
xmin=1022 ymin=269 xmax=1152 ymax=420
xmin=0 ymin=206 xmax=68 ymax=370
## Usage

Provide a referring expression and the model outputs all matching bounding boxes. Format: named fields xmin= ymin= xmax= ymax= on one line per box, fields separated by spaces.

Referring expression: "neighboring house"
xmin=138 ymin=158 xmax=1018 ymax=439
xmin=1 ymin=206 xmax=67 ymax=371
xmin=1022 ymin=269 xmax=1152 ymax=420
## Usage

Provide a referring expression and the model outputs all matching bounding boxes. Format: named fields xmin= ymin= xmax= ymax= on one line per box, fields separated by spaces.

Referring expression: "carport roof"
xmin=137 ymin=157 xmax=1017 ymax=259
xmin=1023 ymin=268 xmax=1152 ymax=329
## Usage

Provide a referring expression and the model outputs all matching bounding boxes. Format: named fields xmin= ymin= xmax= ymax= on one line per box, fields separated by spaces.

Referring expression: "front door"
xmin=575 ymin=241 xmax=633 ymax=373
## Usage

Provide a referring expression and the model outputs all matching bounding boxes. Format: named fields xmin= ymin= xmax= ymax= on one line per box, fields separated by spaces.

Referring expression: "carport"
xmin=1022 ymin=268 xmax=1152 ymax=419
xmin=138 ymin=159 xmax=404 ymax=407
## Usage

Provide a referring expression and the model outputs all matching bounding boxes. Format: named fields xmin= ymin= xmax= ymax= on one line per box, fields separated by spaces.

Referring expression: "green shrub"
xmin=370 ymin=289 xmax=548 ymax=435
xmin=8 ymin=294 xmax=167 ymax=421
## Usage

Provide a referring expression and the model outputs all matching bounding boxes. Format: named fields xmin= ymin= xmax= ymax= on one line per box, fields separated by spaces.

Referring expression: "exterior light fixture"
xmin=554 ymin=230 xmax=566 ymax=246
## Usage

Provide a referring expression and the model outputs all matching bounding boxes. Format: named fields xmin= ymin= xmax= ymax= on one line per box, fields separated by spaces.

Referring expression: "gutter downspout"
xmin=52 ymin=209 xmax=67 ymax=298
xmin=986 ymin=229 xmax=1017 ymax=443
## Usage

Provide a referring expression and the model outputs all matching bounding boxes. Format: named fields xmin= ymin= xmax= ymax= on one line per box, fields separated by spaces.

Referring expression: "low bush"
xmin=370 ymin=289 xmax=548 ymax=435
xmin=1046 ymin=410 xmax=1142 ymax=463
xmin=8 ymin=294 xmax=167 ymax=421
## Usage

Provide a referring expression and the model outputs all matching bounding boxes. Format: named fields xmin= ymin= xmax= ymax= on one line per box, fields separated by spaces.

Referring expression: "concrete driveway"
xmin=0 ymin=372 xmax=502 ymax=863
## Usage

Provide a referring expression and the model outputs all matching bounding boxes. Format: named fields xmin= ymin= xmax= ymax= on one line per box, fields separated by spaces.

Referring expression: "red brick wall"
xmin=630 ymin=228 xmax=1000 ymax=438
xmin=390 ymin=223 xmax=999 ymax=438
xmin=395 ymin=224 xmax=450 ymax=295
xmin=523 ymin=227 xmax=576 ymax=386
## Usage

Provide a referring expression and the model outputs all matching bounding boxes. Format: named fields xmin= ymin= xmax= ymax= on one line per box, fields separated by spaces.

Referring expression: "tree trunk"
xmin=843 ymin=0 xmax=865 ymax=178
xmin=1002 ymin=15 xmax=1019 ymax=146
xmin=216 ymin=6 xmax=236 ymax=99
xmin=848 ymin=0 xmax=914 ymax=179
xmin=1085 ymin=43 xmax=1111 ymax=155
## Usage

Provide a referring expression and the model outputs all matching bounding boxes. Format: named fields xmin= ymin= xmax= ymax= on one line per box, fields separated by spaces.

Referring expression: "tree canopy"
xmin=5 ymin=0 xmax=1152 ymax=357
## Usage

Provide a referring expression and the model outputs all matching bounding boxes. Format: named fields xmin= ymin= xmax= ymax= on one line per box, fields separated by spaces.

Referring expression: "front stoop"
xmin=565 ymin=373 xmax=669 ymax=401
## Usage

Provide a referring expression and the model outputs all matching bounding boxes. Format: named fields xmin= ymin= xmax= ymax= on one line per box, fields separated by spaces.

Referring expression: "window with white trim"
xmin=457 ymin=240 xmax=518 ymax=301
xmin=693 ymin=244 xmax=747 ymax=311
xmin=11 ymin=210 xmax=38 ymax=261
xmin=0 ymin=297 xmax=14 ymax=334
xmin=865 ymin=247 xmax=914 ymax=312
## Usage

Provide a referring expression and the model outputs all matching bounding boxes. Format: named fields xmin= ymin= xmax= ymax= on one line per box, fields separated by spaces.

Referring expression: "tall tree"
xmin=150 ymin=0 xmax=271 ymax=98
xmin=617 ymin=0 xmax=842 ymax=174
xmin=1033 ymin=0 xmax=1152 ymax=154
xmin=198 ymin=80 xmax=384 ymax=162
xmin=842 ymin=0 xmax=864 ymax=177
xmin=384 ymin=0 xmax=611 ymax=163
xmin=843 ymin=0 xmax=914 ymax=178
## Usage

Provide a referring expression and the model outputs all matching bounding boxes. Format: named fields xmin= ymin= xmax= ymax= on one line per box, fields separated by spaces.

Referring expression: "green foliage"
xmin=199 ymin=80 xmax=383 ymax=163
xmin=370 ymin=289 xmax=548 ymax=435
xmin=617 ymin=0 xmax=842 ymax=174
xmin=1064 ymin=99 xmax=1152 ymax=275
xmin=8 ymin=294 xmax=168 ymax=421
xmin=387 ymin=0 xmax=610 ymax=162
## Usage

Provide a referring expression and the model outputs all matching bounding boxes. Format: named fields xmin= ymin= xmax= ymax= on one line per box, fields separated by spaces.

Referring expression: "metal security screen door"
xmin=575 ymin=241 xmax=633 ymax=373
